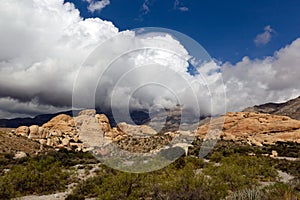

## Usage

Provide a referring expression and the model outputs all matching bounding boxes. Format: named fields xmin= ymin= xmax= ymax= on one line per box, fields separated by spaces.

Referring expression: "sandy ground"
xmin=0 ymin=127 xmax=15 ymax=133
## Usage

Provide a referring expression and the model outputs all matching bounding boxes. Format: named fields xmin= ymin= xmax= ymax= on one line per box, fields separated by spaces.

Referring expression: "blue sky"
xmin=65 ymin=0 xmax=300 ymax=63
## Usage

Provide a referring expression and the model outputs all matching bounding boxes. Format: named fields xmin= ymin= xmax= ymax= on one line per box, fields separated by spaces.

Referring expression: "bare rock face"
xmin=95 ymin=114 xmax=111 ymax=132
xmin=104 ymin=128 xmax=122 ymax=139
xmin=43 ymin=114 xmax=76 ymax=136
xmin=76 ymin=113 xmax=105 ymax=147
xmin=78 ymin=109 xmax=96 ymax=116
xmin=28 ymin=125 xmax=40 ymax=139
xmin=15 ymin=126 xmax=30 ymax=137
xmin=38 ymin=127 xmax=44 ymax=138
xmin=196 ymin=112 xmax=300 ymax=146
xmin=116 ymin=122 xmax=157 ymax=137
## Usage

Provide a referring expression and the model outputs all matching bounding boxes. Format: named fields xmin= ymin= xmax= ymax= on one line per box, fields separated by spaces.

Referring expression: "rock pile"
xmin=12 ymin=110 xmax=180 ymax=153
xmin=196 ymin=112 xmax=300 ymax=146
xmin=15 ymin=113 xmax=81 ymax=150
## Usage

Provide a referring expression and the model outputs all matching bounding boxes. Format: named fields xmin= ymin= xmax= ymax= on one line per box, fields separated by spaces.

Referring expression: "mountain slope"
xmin=243 ymin=96 xmax=300 ymax=120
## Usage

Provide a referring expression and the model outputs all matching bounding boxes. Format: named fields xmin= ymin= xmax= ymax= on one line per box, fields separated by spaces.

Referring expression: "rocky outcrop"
xmin=12 ymin=114 xmax=81 ymax=151
xmin=96 ymin=114 xmax=111 ymax=132
xmin=116 ymin=122 xmax=157 ymax=137
xmin=196 ymin=112 xmax=300 ymax=146
xmin=11 ymin=110 xmax=190 ymax=154
xmin=15 ymin=126 xmax=30 ymax=137
xmin=243 ymin=96 xmax=300 ymax=120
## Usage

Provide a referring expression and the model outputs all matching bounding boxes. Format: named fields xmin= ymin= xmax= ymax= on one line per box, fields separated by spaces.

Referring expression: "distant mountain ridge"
xmin=0 ymin=110 xmax=74 ymax=128
xmin=0 ymin=109 xmax=151 ymax=128
xmin=1 ymin=96 xmax=300 ymax=128
xmin=243 ymin=96 xmax=300 ymax=120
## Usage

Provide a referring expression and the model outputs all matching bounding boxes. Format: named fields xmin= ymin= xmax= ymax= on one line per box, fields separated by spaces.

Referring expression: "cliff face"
xmin=243 ymin=96 xmax=300 ymax=120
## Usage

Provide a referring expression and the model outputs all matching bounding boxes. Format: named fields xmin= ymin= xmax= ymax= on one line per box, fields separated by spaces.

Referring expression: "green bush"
xmin=227 ymin=187 xmax=262 ymax=200
xmin=0 ymin=156 xmax=71 ymax=199
xmin=69 ymin=156 xmax=228 ymax=200
xmin=204 ymin=154 xmax=278 ymax=191
xmin=65 ymin=193 xmax=85 ymax=200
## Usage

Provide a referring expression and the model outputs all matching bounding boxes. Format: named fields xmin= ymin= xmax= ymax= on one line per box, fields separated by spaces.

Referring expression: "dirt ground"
xmin=0 ymin=129 xmax=51 ymax=156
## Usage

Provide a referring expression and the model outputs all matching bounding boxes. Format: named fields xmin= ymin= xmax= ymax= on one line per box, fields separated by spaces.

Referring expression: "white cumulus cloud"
xmin=223 ymin=38 xmax=300 ymax=111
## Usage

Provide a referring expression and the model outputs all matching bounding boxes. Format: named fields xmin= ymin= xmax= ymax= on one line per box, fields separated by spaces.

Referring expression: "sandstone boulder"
xmin=15 ymin=126 xmax=29 ymax=137
xmin=28 ymin=125 xmax=40 ymax=139
xmin=13 ymin=151 xmax=27 ymax=159
xmin=76 ymin=114 xmax=105 ymax=147
xmin=38 ymin=127 xmax=44 ymax=137
xmin=61 ymin=137 xmax=70 ymax=146
xmin=271 ymin=150 xmax=278 ymax=157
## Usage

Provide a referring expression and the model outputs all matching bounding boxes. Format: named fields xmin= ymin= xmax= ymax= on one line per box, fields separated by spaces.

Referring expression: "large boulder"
xmin=38 ymin=127 xmax=44 ymax=138
xmin=76 ymin=114 xmax=105 ymax=147
xmin=28 ymin=125 xmax=40 ymax=139
xmin=15 ymin=126 xmax=29 ymax=137
xmin=13 ymin=151 xmax=27 ymax=160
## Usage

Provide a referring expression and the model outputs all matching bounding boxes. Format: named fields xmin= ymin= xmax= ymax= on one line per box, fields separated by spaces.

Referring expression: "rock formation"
xmin=11 ymin=110 xmax=178 ymax=153
xmin=11 ymin=109 xmax=300 ymax=155
xmin=196 ymin=112 xmax=300 ymax=146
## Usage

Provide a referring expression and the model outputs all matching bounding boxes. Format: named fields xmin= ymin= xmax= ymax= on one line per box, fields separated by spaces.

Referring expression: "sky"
xmin=66 ymin=0 xmax=300 ymax=63
xmin=0 ymin=0 xmax=300 ymax=119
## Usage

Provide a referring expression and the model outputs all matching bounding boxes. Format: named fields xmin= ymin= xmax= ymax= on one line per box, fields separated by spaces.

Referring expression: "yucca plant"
xmin=227 ymin=187 xmax=262 ymax=200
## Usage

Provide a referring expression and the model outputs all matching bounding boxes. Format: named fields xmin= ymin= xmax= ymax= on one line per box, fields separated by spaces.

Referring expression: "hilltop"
xmin=244 ymin=96 xmax=300 ymax=120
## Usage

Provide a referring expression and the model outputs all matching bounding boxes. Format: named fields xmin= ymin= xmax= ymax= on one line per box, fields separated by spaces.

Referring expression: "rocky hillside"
xmin=196 ymin=112 xmax=300 ymax=146
xmin=243 ymin=96 xmax=300 ymax=120
xmin=0 ymin=130 xmax=51 ymax=158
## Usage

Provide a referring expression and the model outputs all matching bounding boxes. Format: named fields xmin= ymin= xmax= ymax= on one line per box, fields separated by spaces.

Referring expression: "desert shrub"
xmin=262 ymin=182 xmax=300 ymax=200
xmin=272 ymin=159 xmax=300 ymax=178
xmin=0 ymin=176 xmax=16 ymax=200
xmin=159 ymin=163 xmax=228 ymax=200
xmin=271 ymin=142 xmax=300 ymax=157
xmin=0 ymin=156 xmax=71 ymax=199
xmin=65 ymin=193 xmax=85 ymax=200
xmin=209 ymin=151 xmax=223 ymax=162
xmin=204 ymin=154 xmax=277 ymax=191
xmin=69 ymin=156 xmax=228 ymax=200
xmin=168 ymin=156 xmax=205 ymax=169
xmin=40 ymin=149 xmax=98 ymax=167
xmin=227 ymin=187 xmax=262 ymax=200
